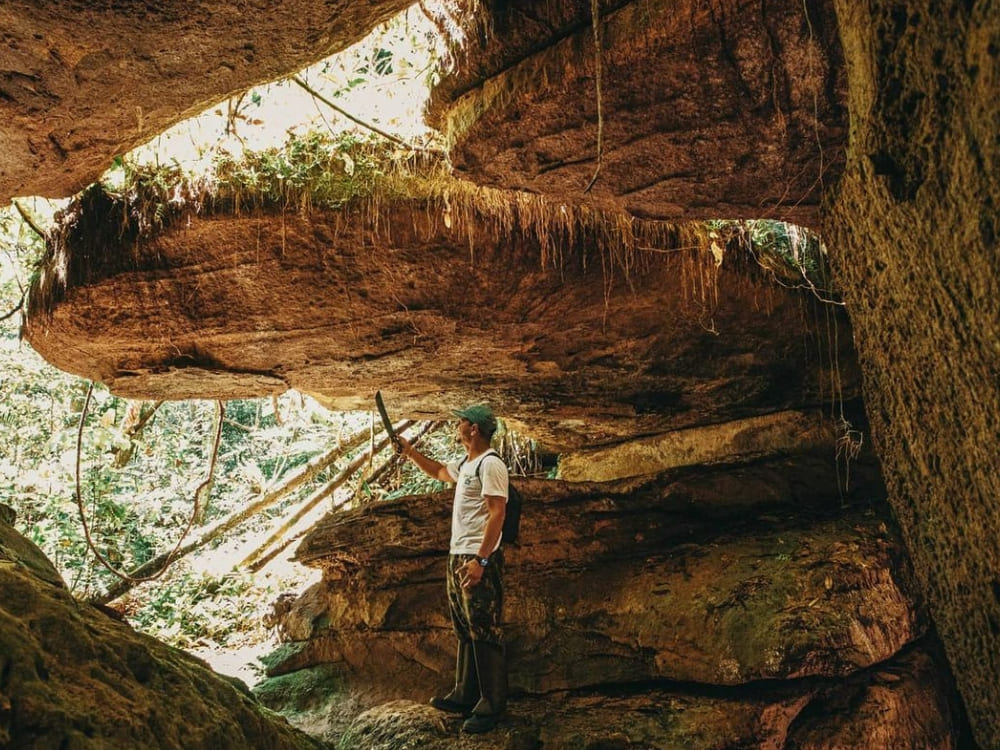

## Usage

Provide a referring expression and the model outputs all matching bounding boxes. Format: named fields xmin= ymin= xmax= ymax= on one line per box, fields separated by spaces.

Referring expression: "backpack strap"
xmin=457 ymin=451 xmax=505 ymax=492
xmin=458 ymin=450 xmax=501 ymax=479
xmin=473 ymin=450 xmax=502 ymax=480
xmin=474 ymin=451 xmax=509 ymax=502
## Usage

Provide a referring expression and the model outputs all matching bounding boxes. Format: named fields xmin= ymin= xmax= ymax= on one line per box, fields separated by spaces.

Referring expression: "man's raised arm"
xmin=397 ymin=436 xmax=453 ymax=483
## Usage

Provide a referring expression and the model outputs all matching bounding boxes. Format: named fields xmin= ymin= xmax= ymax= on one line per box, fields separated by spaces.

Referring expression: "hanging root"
xmin=584 ymin=0 xmax=605 ymax=193
xmin=74 ymin=385 xmax=224 ymax=587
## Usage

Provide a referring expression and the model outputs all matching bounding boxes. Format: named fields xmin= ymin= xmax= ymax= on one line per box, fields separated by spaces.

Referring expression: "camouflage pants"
xmin=446 ymin=551 xmax=505 ymax=646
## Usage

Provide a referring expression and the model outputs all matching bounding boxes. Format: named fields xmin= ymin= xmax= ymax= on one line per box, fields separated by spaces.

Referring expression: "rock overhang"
xmin=0 ymin=0 xmax=415 ymax=202
xmin=7 ymin=0 xmax=854 ymax=451
xmin=427 ymin=0 xmax=847 ymax=230
xmin=22 ymin=165 xmax=858 ymax=450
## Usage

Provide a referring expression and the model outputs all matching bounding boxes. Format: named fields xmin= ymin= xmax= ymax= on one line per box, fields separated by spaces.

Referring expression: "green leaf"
xmin=373 ymin=48 xmax=394 ymax=76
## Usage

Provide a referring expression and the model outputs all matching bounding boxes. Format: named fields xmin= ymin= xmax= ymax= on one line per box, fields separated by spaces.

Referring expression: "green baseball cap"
xmin=452 ymin=404 xmax=498 ymax=437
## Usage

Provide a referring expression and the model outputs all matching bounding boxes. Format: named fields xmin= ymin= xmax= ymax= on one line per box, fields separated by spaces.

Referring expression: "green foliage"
xmin=314 ymin=7 xmax=446 ymax=109
xmin=1 ymin=201 xmax=48 ymax=317
xmin=127 ymin=565 xmax=275 ymax=649
xmin=381 ymin=474 xmax=450 ymax=501
xmin=86 ymin=129 xmax=435 ymax=257
xmin=2 ymin=241 xmax=359 ymax=602
xmin=211 ymin=130 xmax=396 ymax=211
xmin=745 ymin=220 xmax=826 ymax=280
xmin=363 ymin=47 xmax=394 ymax=77
xmin=707 ymin=219 xmax=838 ymax=300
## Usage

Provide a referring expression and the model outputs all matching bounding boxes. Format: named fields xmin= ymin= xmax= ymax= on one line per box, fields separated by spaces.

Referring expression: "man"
xmin=396 ymin=404 xmax=509 ymax=734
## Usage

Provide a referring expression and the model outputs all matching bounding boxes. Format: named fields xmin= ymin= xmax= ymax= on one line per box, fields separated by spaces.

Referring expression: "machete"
xmin=374 ymin=391 xmax=402 ymax=452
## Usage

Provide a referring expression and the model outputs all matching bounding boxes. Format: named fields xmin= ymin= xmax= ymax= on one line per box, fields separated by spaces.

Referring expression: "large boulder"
xmin=0 ymin=512 xmax=323 ymax=750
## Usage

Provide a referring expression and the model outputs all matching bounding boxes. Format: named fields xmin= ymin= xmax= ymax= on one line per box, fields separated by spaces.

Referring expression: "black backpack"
xmin=459 ymin=450 xmax=523 ymax=546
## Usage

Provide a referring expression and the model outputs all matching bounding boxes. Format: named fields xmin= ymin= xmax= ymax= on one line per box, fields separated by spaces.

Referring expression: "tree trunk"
xmin=241 ymin=420 xmax=417 ymax=571
xmin=89 ymin=420 xmax=382 ymax=604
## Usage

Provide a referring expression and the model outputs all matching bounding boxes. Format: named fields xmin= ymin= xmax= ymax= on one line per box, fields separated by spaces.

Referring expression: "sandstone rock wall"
xmin=259 ymin=418 xmax=961 ymax=748
xmin=826 ymin=1 xmax=1000 ymax=746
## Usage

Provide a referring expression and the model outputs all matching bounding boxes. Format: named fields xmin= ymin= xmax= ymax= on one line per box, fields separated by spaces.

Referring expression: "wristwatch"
xmin=476 ymin=556 xmax=490 ymax=567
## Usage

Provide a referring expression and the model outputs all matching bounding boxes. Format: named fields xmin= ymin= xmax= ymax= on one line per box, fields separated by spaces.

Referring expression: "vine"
xmin=584 ymin=0 xmax=605 ymax=193
xmin=74 ymin=382 xmax=224 ymax=584
xmin=291 ymin=75 xmax=444 ymax=155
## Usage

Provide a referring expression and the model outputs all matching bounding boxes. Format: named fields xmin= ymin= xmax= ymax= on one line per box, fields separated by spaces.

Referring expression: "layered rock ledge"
xmin=23 ymin=190 xmax=857 ymax=451
xmin=256 ymin=416 xmax=960 ymax=748
xmin=427 ymin=0 xmax=847 ymax=228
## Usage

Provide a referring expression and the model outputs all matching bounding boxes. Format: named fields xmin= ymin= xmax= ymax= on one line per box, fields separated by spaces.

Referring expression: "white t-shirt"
xmin=446 ymin=450 xmax=509 ymax=555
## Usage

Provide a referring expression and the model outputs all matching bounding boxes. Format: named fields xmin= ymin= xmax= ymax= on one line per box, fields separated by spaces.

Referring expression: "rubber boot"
xmin=462 ymin=641 xmax=507 ymax=734
xmin=430 ymin=640 xmax=477 ymax=714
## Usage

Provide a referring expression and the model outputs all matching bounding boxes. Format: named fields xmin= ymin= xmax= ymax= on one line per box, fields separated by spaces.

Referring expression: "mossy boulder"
xmin=0 ymin=520 xmax=324 ymax=749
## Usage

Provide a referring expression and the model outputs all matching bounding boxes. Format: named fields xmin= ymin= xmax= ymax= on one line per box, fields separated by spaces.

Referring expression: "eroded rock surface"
xmin=428 ymin=0 xmax=847 ymax=228
xmin=556 ymin=408 xmax=842 ymax=481
xmin=0 ymin=0 xmax=411 ymax=202
xmin=255 ymin=416 xmax=959 ymax=747
xmin=308 ymin=648 xmax=956 ymax=750
xmin=23 ymin=194 xmax=858 ymax=451
xmin=825 ymin=2 xmax=1000 ymax=746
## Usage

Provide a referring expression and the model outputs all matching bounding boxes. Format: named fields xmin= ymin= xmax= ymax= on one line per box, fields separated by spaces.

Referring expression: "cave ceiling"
xmin=428 ymin=0 xmax=847 ymax=229
xmin=6 ymin=0 xmax=850 ymax=449
xmin=0 ymin=0 xmax=412 ymax=201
